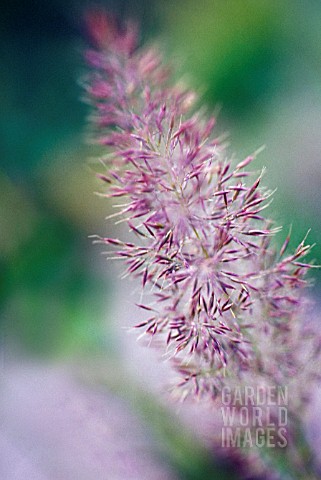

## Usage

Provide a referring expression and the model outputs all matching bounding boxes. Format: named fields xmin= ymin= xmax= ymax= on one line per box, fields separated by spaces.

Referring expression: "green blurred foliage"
xmin=2 ymin=214 xmax=107 ymax=356
xmin=161 ymin=0 xmax=321 ymax=117
xmin=162 ymin=0 xmax=286 ymax=117
xmin=0 ymin=0 xmax=112 ymax=356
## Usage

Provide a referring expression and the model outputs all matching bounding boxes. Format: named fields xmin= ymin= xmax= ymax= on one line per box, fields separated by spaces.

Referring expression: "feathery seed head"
xmin=85 ymin=13 xmax=320 ymax=405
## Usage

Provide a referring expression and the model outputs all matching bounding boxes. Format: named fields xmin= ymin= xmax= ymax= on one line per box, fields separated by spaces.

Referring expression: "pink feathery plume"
xmin=84 ymin=11 xmax=320 ymax=406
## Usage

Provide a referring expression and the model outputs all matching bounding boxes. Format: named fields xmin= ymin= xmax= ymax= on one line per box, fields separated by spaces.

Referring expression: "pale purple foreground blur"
xmin=0 ymin=361 xmax=178 ymax=480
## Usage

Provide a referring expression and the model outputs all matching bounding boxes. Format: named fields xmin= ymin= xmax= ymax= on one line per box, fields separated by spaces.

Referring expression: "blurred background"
xmin=1 ymin=1 xmax=321 ymax=479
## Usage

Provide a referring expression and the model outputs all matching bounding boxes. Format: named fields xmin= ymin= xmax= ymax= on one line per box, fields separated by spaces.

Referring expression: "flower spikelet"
xmin=84 ymin=13 xmax=318 ymax=400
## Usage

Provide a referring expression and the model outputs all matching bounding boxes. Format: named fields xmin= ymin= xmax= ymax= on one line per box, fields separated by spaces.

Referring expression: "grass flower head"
xmin=84 ymin=12 xmax=320 ymax=405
